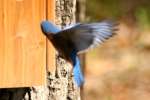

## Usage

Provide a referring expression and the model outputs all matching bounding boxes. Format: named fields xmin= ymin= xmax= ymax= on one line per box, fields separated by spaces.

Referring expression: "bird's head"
xmin=41 ymin=21 xmax=61 ymax=35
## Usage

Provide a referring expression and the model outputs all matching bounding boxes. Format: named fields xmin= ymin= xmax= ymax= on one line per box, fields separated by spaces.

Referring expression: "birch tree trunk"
xmin=0 ymin=0 xmax=80 ymax=100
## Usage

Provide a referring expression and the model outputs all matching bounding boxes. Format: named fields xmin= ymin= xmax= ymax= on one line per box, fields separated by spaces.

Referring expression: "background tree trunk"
xmin=0 ymin=0 xmax=80 ymax=100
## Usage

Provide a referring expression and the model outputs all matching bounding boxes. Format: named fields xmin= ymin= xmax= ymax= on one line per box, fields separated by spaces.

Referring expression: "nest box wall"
xmin=0 ymin=0 xmax=55 ymax=88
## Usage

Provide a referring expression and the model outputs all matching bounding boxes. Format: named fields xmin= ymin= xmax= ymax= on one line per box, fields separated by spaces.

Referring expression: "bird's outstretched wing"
xmin=56 ymin=20 xmax=118 ymax=53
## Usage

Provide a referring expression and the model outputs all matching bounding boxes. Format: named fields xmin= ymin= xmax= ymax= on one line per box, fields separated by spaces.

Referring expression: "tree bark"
xmin=0 ymin=0 xmax=80 ymax=100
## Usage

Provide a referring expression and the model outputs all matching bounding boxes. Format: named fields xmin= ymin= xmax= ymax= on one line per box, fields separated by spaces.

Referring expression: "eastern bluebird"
xmin=41 ymin=20 xmax=117 ymax=87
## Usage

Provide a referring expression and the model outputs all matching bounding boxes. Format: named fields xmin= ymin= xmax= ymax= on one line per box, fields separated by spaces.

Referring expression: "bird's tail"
xmin=73 ymin=56 xmax=84 ymax=87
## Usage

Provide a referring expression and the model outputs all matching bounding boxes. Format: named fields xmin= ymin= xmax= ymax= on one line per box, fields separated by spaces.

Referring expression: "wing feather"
xmin=55 ymin=20 xmax=118 ymax=54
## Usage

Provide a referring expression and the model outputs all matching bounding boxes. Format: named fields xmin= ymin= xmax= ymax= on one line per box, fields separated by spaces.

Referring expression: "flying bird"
xmin=41 ymin=20 xmax=118 ymax=87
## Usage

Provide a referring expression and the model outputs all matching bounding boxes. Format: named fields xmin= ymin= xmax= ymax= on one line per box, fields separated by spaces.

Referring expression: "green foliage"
xmin=135 ymin=7 xmax=150 ymax=30
xmin=86 ymin=0 xmax=150 ymax=27
xmin=86 ymin=0 xmax=121 ymax=21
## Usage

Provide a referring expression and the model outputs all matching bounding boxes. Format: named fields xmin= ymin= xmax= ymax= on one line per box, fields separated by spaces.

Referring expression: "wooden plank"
xmin=46 ymin=0 xmax=56 ymax=71
xmin=0 ymin=0 xmax=46 ymax=88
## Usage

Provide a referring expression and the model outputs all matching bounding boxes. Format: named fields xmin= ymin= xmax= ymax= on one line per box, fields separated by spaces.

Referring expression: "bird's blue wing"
xmin=57 ymin=20 xmax=118 ymax=53
xmin=63 ymin=23 xmax=81 ymax=31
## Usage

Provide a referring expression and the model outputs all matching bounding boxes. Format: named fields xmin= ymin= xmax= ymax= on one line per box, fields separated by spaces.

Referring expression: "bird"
xmin=41 ymin=20 xmax=118 ymax=87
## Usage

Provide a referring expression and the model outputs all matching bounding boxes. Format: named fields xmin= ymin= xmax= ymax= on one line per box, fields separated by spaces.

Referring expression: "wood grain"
xmin=0 ymin=0 xmax=46 ymax=88
xmin=47 ymin=0 xmax=56 ymax=72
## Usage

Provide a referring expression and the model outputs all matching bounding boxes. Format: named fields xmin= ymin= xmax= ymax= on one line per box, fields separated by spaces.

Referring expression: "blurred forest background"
xmin=77 ymin=0 xmax=150 ymax=100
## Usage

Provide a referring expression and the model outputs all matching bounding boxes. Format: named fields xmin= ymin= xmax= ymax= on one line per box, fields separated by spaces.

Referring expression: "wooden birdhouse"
xmin=0 ymin=0 xmax=55 ymax=88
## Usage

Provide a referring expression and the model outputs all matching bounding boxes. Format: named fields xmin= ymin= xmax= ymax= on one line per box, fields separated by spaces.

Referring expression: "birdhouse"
xmin=0 ymin=0 xmax=55 ymax=88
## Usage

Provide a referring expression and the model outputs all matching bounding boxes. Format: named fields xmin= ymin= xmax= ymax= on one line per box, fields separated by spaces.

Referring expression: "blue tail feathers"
xmin=70 ymin=50 xmax=84 ymax=87
xmin=73 ymin=56 xmax=84 ymax=87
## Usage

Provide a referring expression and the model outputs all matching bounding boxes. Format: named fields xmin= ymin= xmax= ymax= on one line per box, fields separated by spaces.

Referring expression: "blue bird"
xmin=41 ymin=20 xmax=117 ymax=87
